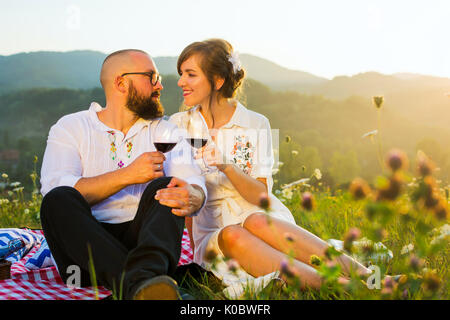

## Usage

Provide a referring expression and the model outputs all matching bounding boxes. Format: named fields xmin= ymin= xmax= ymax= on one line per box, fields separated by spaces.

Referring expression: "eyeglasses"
xmin=121 ymin=71 xmax=162 ymax=86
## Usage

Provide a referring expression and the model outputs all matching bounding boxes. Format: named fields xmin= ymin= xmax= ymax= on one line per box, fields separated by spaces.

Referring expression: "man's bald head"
xmin=100 ymin=49 xmax=152 ymax=93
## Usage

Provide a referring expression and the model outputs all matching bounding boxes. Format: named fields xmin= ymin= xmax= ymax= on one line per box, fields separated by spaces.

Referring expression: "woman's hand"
xmin=194 ymin=143 xmax=229 ymax=172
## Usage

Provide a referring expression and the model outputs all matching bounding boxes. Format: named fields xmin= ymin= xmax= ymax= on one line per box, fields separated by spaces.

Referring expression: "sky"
xmin=1 ymin=0 xmax=450 ymax=79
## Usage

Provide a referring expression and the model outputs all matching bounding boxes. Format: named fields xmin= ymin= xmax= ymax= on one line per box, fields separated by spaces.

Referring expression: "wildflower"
xmin=422 ymin=271 xmax=441 ymax=293
xmin=383 ymin=277 xmax=394 ymax=289
xmin=310 ymin=255 xmax=322 ymax=267
xmin=291 ymin=150 xmax=299 ymax=156
xmin=281 ymin=188 xmax=293 ymax=200
xmin=373 ymin=228 xmax=388 ymax=242
xmin=279 ymin=259 xmax=296 ymax=279
xmin=301 ymin=192 xmax=315 ymax=211
xmin=386 ymin=149 xmax=408 ymax=172
xmin=373 ymin=96 xmax=384 ymax=109
xmin=430 ymin=224 xmax=450 ymax=245
xmin=361 ymin=241 xmax=375 ymax=255
xmin=226 ymin=259 xmax=240 ymax=273
xmin=24 ymin=209 xmax=30 ymax=214
xmin=380 ymin=287 xmax=393 ymax=297
xmin=204 ymin=247 xmax=219 ymax=262
xmin=409 ymin=255 xmax=424 ymax=272
xmin=13 ymin=187 xmax=24 ymax=193
xmin=282 ymin=178 xmax=310 ymax=189
xmin=0 ymin=199 xmax=10 ymax=205
xmin=433 ymin=200 xmax=448 ymax=221
xmin=284 ymin=232 xmax=295 ymax=243
xmin=349 ymin=177 xmax=371 ymax=200
xmin=10 ymin=182 xmax=21 ymax=187
xmin=400 ymin=243 xmax=414 ymax=255
xmin=417 ymin=151 xmax=435 ymax=177
xmin=402 ymin=289 xmax=409 ymax=300
xmin=313 ymin=168 xmax=322 ymax=180
xmin=361 ymin=129 xmax=378 ymax=139
xmin=398 ymin=275 xmax=408 ymax=285
xmin=343 ymin=228 xmax=361 ymax=252
xmin=258 ymin=192 xmax=271 ymax=211
xmin=1 ymin=173 xmax=8 ymax=179
xmin=376 ymin=173 xmax=402 ymax=201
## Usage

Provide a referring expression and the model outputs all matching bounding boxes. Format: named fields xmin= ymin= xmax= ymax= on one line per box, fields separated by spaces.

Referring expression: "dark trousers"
xmin=40 ymin=177 xmax=185 ymax=299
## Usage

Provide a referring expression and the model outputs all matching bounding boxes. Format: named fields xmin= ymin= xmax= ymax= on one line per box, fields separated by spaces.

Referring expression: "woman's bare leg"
xmin=218 ymin=224 xmax=348 ymax=289
xmin=242 ymin=213 xmax=372 ymax=277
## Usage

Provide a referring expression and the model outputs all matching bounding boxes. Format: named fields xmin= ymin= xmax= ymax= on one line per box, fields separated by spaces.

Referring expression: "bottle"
xmin=0 ymin=239 xmax=25 ymax=260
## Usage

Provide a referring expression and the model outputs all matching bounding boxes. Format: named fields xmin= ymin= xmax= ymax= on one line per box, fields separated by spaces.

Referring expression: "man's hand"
xmin=155 ymin=177 xmax=205 ymax=216
xmin=124 ymin=151 xmax=166 ymax=184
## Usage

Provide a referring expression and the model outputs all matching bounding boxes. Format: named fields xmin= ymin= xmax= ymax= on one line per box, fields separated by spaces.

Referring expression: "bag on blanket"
xmin=0 ymin=228 xmax=43 ymax=263
xmin=24 ymin=238 xmax=55 ymax=269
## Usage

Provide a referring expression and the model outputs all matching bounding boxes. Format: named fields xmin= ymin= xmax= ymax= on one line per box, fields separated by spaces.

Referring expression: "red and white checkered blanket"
xmin=0 ymin=229 xmax=193 ymax=300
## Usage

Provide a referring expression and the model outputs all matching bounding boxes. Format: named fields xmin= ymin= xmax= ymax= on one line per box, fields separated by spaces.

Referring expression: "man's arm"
xmin=75 ymin=151 xmax=166 ymax=206
xmin=74 ymin=169 xmax=132 ymax=206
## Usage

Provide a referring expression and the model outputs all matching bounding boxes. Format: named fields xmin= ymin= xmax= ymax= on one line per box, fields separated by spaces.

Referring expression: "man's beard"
xmin=126 ymin=82 xmax=164 ymax=120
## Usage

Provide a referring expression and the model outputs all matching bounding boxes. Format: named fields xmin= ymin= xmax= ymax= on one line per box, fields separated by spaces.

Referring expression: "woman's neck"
xmin=200 ymin=97 xmax=236 ymax=130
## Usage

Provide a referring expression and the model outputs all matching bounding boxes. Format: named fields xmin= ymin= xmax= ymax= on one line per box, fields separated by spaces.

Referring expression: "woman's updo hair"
xmin=177 ymin=38 xmax=246 ymax=101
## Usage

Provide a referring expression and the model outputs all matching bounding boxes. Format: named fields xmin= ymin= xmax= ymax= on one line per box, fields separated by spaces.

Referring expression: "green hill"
xmin=3 ymin=78 xmax=450 ymax=190
xmin=0 ymin=50 xmax=326 ymax=94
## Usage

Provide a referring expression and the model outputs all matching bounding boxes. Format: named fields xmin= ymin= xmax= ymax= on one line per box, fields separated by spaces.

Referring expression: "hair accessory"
xmin=228 ymin=51 xmax=242 ymax=74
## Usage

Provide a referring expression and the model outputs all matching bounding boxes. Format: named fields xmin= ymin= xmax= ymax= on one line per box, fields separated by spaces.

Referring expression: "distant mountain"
xmin=2 ymin=51 xmax=450 ymax=130
xmin=0 ymin=51 xmax=105 ymax=93
xmin=239 ymin=54 xmax=328 ymax=90
xmin=305 ymin=71 xmax=450 ymax=99
xmin=0 ymin=50 xmax=327 ymax=94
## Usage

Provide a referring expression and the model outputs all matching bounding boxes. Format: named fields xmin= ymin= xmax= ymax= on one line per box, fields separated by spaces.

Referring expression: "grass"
xmin=1 ymin=162 xmax=449 ymax=300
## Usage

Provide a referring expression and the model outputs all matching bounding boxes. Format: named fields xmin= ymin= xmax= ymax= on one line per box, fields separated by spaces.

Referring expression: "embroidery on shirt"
xmin=230 ymin=135 xmax=254 ymax=175
xmin=107 ymin=130 xmax=133 ymax=169
xmin=126 ymin=141 xmax=133 ymax=158
xmin=107 ymin=131 xmax=118 ymax=160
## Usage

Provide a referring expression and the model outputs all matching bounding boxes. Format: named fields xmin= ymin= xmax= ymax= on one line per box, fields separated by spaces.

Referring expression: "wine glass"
xmin=185 ymin=114 xmax=218 ymax=175
xmin=153 ymin=116 xmax=180 ymax=153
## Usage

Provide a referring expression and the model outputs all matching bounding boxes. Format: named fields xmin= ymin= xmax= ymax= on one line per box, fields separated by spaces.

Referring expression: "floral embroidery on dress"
xmin=230 ymin=135 xmax=255 ymax=175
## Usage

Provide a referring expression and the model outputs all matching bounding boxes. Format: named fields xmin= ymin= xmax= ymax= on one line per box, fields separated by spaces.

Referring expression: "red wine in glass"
xmin=154 ymin=142 xmax=177 ymax=153
xmin=186 ymin=138 xmax=208 ymax=149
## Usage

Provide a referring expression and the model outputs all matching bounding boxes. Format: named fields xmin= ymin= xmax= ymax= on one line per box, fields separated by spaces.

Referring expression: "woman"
xmin=169 ymin=39 xmax=374 ymax=295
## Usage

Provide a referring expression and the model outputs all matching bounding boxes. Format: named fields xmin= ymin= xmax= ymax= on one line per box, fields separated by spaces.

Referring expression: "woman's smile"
xmin=177 ymin=54 xmax=212 ymax=107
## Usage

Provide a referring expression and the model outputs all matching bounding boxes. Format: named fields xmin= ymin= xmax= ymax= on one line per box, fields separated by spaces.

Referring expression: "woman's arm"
xmin=221 ymin=165 xmax=268 ymax=206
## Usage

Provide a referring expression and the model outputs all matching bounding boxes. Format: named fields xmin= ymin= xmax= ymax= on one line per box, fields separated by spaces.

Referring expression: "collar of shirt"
xmin=193 ymin=102 xmax=250 ymax=130
xmin=88 ymin=102 xmax=153 ymax=140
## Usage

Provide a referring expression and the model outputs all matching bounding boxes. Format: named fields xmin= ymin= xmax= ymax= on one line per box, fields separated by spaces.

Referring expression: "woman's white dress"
xmin=170 ymin=103 xmax=295 ymax=298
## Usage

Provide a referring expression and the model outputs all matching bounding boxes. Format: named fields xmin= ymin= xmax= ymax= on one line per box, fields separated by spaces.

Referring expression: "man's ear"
xmin=115 ymin=76 xmax=128 ymax=94
xmin=215 ymin=77 xmax=225 ymax=91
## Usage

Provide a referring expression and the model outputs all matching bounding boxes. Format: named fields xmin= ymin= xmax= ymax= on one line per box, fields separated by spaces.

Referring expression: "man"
xmin=39 ymin=49 xmax=206 ymax=300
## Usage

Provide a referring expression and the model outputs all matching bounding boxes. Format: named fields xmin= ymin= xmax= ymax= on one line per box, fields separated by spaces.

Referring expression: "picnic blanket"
xmin=0 ymin=228 xmax=193 ymax=300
